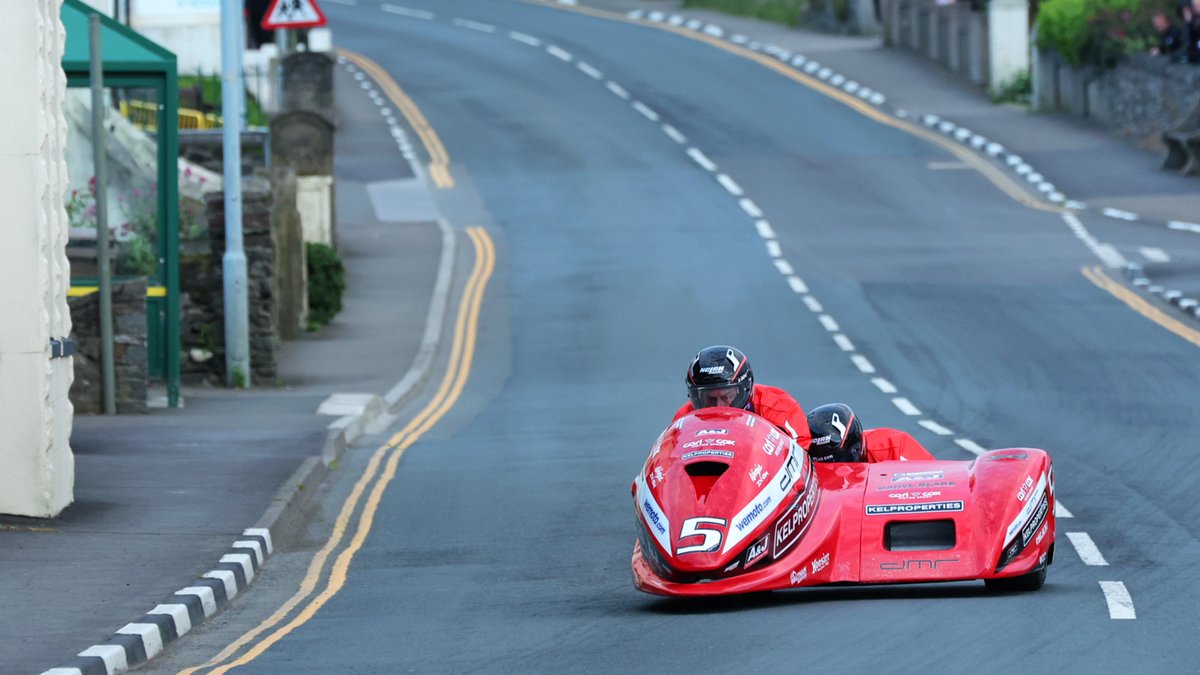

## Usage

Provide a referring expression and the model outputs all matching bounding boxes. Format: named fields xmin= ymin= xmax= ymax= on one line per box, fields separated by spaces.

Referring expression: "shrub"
xmin=990 ymin=70 xmax=1032 ymax=104
xmin=306 ymin=242 xmax=345 ymax=330
xmin=1038 ymin=0 xmax=1172 ymax=68
xmin=683 ymin=0 xmax=807 ymax=27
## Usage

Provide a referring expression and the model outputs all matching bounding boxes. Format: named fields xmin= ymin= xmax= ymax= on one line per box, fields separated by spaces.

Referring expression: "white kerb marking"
xmin=221 ymin=553 xmax=255 ymax=583
xmin=765 ymin=240 xmax=781 ymax=257
xmin=149 ymin=603 xmax=193 ymax=637
xmin=754 ymin=220 xmax=775 ymax=239
xmin=787 ymin=277 xmax=808 ymax=294
xmin=662 ymin=124 xmax=686 ymax=143
xmin=850 ymin=355 xmax=875 ymax=373
xmin=833 ymin=334 xmax=854 ymax=351
xmin=1099 ymin=581 xmax=1136 ymax=619
xmin=918 ymin=420 xmax=953 ymax=436
xmin=78 ymin=645 xmax=128 ymax=673
xmin=1139 ymin=247 xmax=1169 ymax=263
xmin=509 ymin=31 xmax=541 ymax=46
xmin=204 ymin=570 xmax=239 ymax=600
xmin=686 ymin=147 xmax=715 ymax=171
xmin=233 ymin=539 xmax=265 ymax=566
xmin=546 ymin=45 xmax=573 ymax=61
xmin=244 ymin=527 xmax=273 ymax=554
xmin=818 ymin=315 xmax=839 ymax=332
xmin=739 ymin=198 xmax=763 ymax=218
xmin=892 ymin=397 xmax=921 ymax=416
xmin=632 ymin=101 xmax=660 ymax=121
xmin=577 ymin=62 xmax=603 ymax=79
xmin=606 ymin=81 xmax=630 ymax=99
xmin=774 ymin=259 xmax=794 ymax=276
xmin=1102 ymin=208 xmax=1138 ymax=221
xmin=716 ymin=173 xmax=743 ymax=196
xmin=118 ymin=623 xmax=164 ymax=659
xmin=871 ymin=377 xmax=896 ymax=394
xmin=178 ymin=586 xmax=218 ymax=617
xmin=954 ymin=438 xmax=987 ymax=455
xmin=381 ymin=4 xmax=433 ymax=19
xmin=453 ymin=18 xmax=495 ymax=32
xmin=1056 ymin=501 xmax=1074 ymax=518
xmin=1067 ymin=532 xmax=1109 ymax=565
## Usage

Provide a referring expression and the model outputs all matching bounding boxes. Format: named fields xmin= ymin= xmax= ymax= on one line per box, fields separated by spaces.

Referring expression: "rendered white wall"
xmin=0 ymin=0 xmax=75 ymax=517
xmin=132 ymin=0 xmax=221 ymax=75
xmin=988 ymin=0 xmax=1030 ymax=91
xmin=297 ymin=175 xmax=334 ymax=246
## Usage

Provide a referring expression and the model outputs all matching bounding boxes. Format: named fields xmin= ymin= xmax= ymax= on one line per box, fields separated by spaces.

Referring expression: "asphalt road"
xmin=151 ymin=1 xmax=1200 ymax=671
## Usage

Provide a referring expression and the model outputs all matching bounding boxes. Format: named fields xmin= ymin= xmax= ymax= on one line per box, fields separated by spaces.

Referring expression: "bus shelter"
xmin=61 ymin=0 xmax=181 ymax=407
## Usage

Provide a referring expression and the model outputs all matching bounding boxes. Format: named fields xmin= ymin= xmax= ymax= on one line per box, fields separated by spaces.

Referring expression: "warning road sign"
xmin=261 ymin=0 xmax=328 ymax=29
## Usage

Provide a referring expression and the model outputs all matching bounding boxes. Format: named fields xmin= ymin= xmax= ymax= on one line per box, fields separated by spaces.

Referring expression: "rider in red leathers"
xmin=672 ymin=346 xmax=812 ymax=447
xmin=805 ymin=403 xmax=935 ymax=462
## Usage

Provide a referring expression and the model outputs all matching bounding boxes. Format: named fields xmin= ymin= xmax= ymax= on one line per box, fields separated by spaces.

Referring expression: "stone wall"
xmin=884 ymin=0 xmax=989 ymax=87
xmin=68 ymin=278 xmax=149 ymax=414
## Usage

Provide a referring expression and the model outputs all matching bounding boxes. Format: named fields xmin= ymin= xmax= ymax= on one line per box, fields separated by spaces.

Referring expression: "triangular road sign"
xmin=261 ymin=0 xmax=328 ymax=29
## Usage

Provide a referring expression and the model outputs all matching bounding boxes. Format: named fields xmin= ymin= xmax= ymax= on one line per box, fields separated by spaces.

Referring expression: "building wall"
xmin=0 ymin=0 xmax=75 ymax=517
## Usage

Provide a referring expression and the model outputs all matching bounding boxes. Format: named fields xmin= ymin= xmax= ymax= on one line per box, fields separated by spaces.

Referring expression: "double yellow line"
xmin=338 ymin=48 xmax=456 ymax=188
xmin=1081 ymin=266 xmax=1200 ymax=348
xmin=181 ymin=227 xmax=495 ymax=674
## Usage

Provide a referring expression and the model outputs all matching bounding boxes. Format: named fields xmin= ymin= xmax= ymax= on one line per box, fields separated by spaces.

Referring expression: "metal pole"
xmin=89 ymin=15 xmax=117 ymax=415
xmin=221 ymin=0 xmax=251 ymax=386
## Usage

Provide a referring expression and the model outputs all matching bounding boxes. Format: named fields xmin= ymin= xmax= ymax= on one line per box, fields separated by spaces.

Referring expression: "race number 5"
xmin=676 ymin=517 xmax=727 ymax=555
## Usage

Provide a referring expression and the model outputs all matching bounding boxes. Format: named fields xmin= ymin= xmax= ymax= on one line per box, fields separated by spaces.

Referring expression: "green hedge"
xmin=1037 ymin=0 xmax=1170 ymax=68
xmin=683 ymin=0 xmax=807 ymax=26
xmin=307 ymin=242 xmax=345 ymax=331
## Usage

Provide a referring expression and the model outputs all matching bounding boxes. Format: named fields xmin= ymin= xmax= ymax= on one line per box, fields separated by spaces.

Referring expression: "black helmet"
xmin=686 ymin=346 xmax=754 ymax=411
xmin=806 ymin=403 xmax=864 ymax=462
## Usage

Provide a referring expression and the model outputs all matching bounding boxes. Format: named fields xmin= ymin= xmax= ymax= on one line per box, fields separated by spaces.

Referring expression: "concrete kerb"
xmin=41 ymin=217 xmax=459 ymax=675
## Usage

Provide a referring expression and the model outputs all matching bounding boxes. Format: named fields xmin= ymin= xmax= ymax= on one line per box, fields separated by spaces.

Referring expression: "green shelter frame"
xmin=62 ymin=0 xmax=181 ymax=407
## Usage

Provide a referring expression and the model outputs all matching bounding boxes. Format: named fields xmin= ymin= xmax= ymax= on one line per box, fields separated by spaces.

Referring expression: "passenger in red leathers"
xmin=672 ymin=346 xmax=812 ymax=447
xmin=805 ymin=403 xmax=935 ymax=462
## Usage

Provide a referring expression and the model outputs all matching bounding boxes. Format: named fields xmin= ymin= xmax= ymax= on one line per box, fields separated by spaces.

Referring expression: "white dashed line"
xmin=577 ymin=62 xmax=603 ymax=79
xmin=1067 ymin=532 xmax=1109 ymax=566
xmin=508 ymin=31 xmax=541 ymax=46
xmin=818 ymin=315 xmax=839 ymax=332
xmin=381 ymin=4 xmax=433 ymax=19
xmin=918 ymin=420 xmax=953 ymax=435
xmin=662 ymin=124 xmax=687 ymax=144
xmin=850 ymin=354 xmax=876 ymax=374
xmin=1062 ymin=212 xmax=1127 ymax=269
xmin=1101 ymin=207 xmax=1138 ymax=221
xmin=547 ymin=45 xmax=573 ymax=61
xmin=891 ymin=397 xmax=921 ymax=416
xmin=802 ymin=296 xmax=822 ymax=312
xmin=1168 ymin=220 xmax=1200 ymax=233
xmin=1139 ymin=247 xmax=1169 ymax=263
xmin=632 ymin=101 xmax=660 ymax=121
xmin=754 ymin=219 xmax=775 ymax=239
xmin=774 ymin=259 xmax=794 ymax=276
xmin=833 ymin=334 xmax=855 ymax=351
xmin=865 ymin=379 xmax=893 ymax=395
xmin=686 ymin=147 xmax=716 ymax=171
xmin=765 ymin=240 xmax=781 ymax=257
xmin=716 ymin=174 xmax=743 ymax=196
xmin=787 ymin=277 xmax=808 ymax=294
xmin=1056 ymin=501 xmax=1074 ymax=518
xmin=453 ymin=18 xmax=495 ymax=32
xmin=1099 ymin=581 xmax=1136 ymax=620
xmin=953 ymin=438 xmax=986 ymax=455
xmin=739 ymin=198 xmax=763 ymax=218
xmin=605 ymin=81 xmax=630 ymax=99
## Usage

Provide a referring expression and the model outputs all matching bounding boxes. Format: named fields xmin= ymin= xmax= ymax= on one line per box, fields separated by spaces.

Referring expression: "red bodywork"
xmin=632 ymin=408 xmax=1055 ymax=596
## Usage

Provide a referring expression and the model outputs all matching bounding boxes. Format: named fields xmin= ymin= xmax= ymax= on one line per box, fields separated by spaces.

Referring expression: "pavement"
xmin=6 ymin=3 xmax=1200 ymax=673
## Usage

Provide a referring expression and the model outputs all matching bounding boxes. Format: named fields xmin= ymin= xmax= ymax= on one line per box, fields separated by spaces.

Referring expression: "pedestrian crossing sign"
xmin=261 ymin=0 xmax=328 ymax=29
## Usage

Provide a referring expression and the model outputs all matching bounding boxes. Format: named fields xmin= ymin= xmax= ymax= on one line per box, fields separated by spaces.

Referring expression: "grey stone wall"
xmin=68 ymin=277 xmax=148 ymax=414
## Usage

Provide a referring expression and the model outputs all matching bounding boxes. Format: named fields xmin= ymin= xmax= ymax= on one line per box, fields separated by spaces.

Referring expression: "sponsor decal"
xmin=1019 ymin=492 xmax=1050 ymax=547
xmin=699 ymin=365 xmax=726 ymax=375
xmin=1004 ymin=471 xmax=1049 ymax=545
xmin=745 ymin=535 xmax=770 ymax=566
xmin=866 ymin=501 xmax=964 ymax=515
xmin=676 ymin=517 xmax=727 ymax=555
xmin=749 ymin=464 xmax=770 ymax=486
xmin=880 ymin=558 xmax=959 ymax=571
xmin=695 ymin=428 xmax=729 ymax=436
xmin=744 ymin=415 xmax=757 ymax=427
xmin=987 ymin=452 xmax=1027 ymax=461
xmin=891 ymin=471 xmax=945 ymax=483
xmin=810 ymin=552 xmax=830 ymax=574
xmin=810 ymin=434 xmax=832 ymax=446
xmin=642 ymin=498 xmax=667 ymax=535
xmin=681 ymin=449 xmax=736 ymax=460
xmin=772 ymin=471 xmax=819 ymax=558
xmin=887 ymin=491 xmax=942 ymax=500
xmin=762 ymin=427 xmax=783 ymax=456
xmin=1048 ymin=464 xmax=1055 ymax=495
xmin=1017 ymin=476 xmax=1034 ymax=502
xmin=724 ymin=561 xmax=740 ymax=572
xmin=790 ymin=568 xmax=808 ymax=585
xmin=876 ymin=481 xmax=955 ymax=491
xmin=1035 ymin=521 xmax=1049 ymax=546
xmin=734 ymin=496 xmax=773 ymax=533
xmin=649 ymin=466 xmax=665 ymax=488
xmin=682 ymin=438 xmax=736 ymax=449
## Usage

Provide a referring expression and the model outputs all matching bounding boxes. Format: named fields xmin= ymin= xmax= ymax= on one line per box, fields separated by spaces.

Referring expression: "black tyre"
xmin=985 ymin=567 xmax=1047 ymax=592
